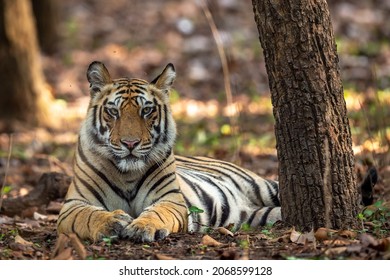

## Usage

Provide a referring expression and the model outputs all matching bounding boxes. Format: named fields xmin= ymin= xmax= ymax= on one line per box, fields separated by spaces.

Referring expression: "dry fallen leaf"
xmin=217 ymin=227 xmax=234 ymax=237
xmin=155 ymin=253 xmax=177 ymax=260
xmin=360 ymin=234 xmax=390 ymax=252
xmin=338 ymin=229 xmax=357 ymax=239
xmin=323 ymin=239 xmax=355 ymax=246
xmin=202 ymin=235 xmax=223 ymax=246
xmin=46 ymin=201 xmax=63 ymax=213
xmin=375 ymin=238 xmax=390 ymax=252
xmin=46 ymin=214 xmax=59 ymax=222
xmin=255 ymin=233 xmax=270 ymax=240
xmin=269 ymin=234 xmax=290 ymax=243
xmin=9 ymin=241 xmax=35 ymax=256
xmin=33 ymin=212 xmax=48 ymax=221
xmin=346 ymin=244 xmax=363 ymax=253
xmin=219 ymin=250 xmax=238 ymax=260
xmin=15 ymin=219 xmax=41 ymax=229
xmin=324 ymin=246 xmax=347 ymax=256
xmin=290 ymin=227 xmax=316 ymax=244
xmin=314 ymin=227 xmax=338 ymax=241
xmin=15 ymin=235 xmax=33 ymax=246
xmin=314 ymin=228 xmax=329 ymax=241
xmin=360 ymin=233 xmax=378 ymax=247
xmin=21 ymin=207 xmax=39 ymax=218
xmin=0 ymin=216 xmax=14 ymax=225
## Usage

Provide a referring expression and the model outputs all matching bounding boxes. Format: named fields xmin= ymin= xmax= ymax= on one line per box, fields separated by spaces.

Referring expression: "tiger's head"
xmin=82 ymin=61 xmax=177 ymax=173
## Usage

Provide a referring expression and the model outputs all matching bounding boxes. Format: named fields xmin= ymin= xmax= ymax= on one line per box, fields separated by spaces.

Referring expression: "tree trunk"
xmin=31 ymin=0 xmax=59 ymax=54
xmin=252 ymin=0 xmax=359 ymax=230
xmin=0 ymin=0 xmax=52 ymax=131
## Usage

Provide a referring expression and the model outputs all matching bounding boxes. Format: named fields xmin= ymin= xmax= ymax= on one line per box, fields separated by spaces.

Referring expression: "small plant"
xmin=8 ymin=229 xmax=18 ymax=237
xmin=358 ymin=200 xmax=390 ymax=237
xmin=188 ymin=205 xmax=204 ymax=224
xmin=238 ymin=239 xmax=250 ymax=249
xmin=261 ymin=228 xmax=272 ymax=236
xmin=240 ymin=223 xmax=252 ymax=232
xmin=101 ymin=236 xmax=117 ymax=247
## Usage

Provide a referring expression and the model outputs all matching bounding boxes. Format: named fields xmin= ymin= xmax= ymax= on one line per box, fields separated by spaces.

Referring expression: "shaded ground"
xmin=0 ymin=154 xmax=389 ymax=260
xmin=1 ymin=213 xmax=389 ymax=260
xmin=1 ymin=0 xmax=390 ymax=259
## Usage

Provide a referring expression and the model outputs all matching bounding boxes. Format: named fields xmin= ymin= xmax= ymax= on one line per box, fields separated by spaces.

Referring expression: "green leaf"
xmin=374 ymin=200 xmax=384 ymax=208
xmin=102 ymin=236 xmax=117 ymax=246
xmin=2 ymin=186 xmax=12 ymax=195
xmin=240 ymin=223 xmax=252 ymax=232
xmin=188 ymin=206 xmax=204 ymax=214
xmin=261 ymin=229 xmax=271 ymax=235
xmin=363 ymin=208 xmax=374 ymax=217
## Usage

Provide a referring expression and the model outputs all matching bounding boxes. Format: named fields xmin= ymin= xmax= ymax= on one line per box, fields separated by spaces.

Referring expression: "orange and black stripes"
xmin=57 ymin=62 xmax=281 ymax=242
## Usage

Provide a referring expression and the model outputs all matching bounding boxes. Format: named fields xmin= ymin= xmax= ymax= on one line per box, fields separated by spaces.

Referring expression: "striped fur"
xmin=57 ymin=62 xmax=281 ymax=242
xmin=176 ymin=156 xmax=280 ymax=232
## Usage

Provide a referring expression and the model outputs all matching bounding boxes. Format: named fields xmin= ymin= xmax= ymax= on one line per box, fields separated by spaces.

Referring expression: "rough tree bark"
xmin=0 ymin=0 xmax=52 ymax=131
xmin=252 ymin=0 xmax=359 ymax=230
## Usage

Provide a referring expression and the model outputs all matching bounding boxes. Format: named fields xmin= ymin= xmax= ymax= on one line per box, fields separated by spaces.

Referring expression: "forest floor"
xmin=1 ymin=0 xmax=390 ymax=260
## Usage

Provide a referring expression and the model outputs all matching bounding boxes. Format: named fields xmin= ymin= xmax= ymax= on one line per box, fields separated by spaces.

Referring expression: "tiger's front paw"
xmin=91 ymin=209 xmax=133 ymax=241
xmin=120 ymin=218 xmax=170 ymax=242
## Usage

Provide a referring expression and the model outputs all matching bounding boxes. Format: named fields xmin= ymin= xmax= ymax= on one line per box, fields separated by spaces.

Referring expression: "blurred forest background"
xmin=1 ymin=0 xmax=390 ymax=205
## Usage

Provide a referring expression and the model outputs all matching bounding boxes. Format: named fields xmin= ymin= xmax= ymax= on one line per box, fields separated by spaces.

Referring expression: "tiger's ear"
xmin=87 ymin=61 xmax=112 ymax=95
xmin=151 ymin=63 xmax=176 ymax=93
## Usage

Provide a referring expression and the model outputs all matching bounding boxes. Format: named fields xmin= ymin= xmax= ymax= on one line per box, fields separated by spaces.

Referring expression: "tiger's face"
xmin=83 ymin=62 xmax=177 ymax=173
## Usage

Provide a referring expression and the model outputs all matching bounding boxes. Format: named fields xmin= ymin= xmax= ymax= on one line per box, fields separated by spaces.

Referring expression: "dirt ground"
xmin=1 ymin=0 xmax=390 ymax=260
xmin=0 ymin=212 xmax=389 ymax=260
xmin=0 ymin=153 xmax=388 ymax=260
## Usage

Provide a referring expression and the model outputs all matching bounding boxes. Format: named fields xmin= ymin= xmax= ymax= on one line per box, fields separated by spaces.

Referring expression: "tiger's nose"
xmin=120 ymin=138 xmax=140 ymax=150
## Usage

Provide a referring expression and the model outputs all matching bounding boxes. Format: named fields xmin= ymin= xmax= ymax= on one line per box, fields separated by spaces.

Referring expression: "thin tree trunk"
xmin=0 ymin=0 xmax=52 ymax=131
xmin=252 ymin=0 xmax=359 ymax=230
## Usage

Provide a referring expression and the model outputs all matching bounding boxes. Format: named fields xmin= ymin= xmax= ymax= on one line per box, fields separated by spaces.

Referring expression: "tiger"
xmin=57 ymin=61 xmax=376 ymax=242
xmin=57 ymin=61 xmax=281 ymax=242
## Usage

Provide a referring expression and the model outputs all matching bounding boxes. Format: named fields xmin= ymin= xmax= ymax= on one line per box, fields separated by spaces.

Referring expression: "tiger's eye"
xmin=142 ymin=107 xmax=153 ymax=116
xmin=106 ymin=107 xmax=119 ymax=117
